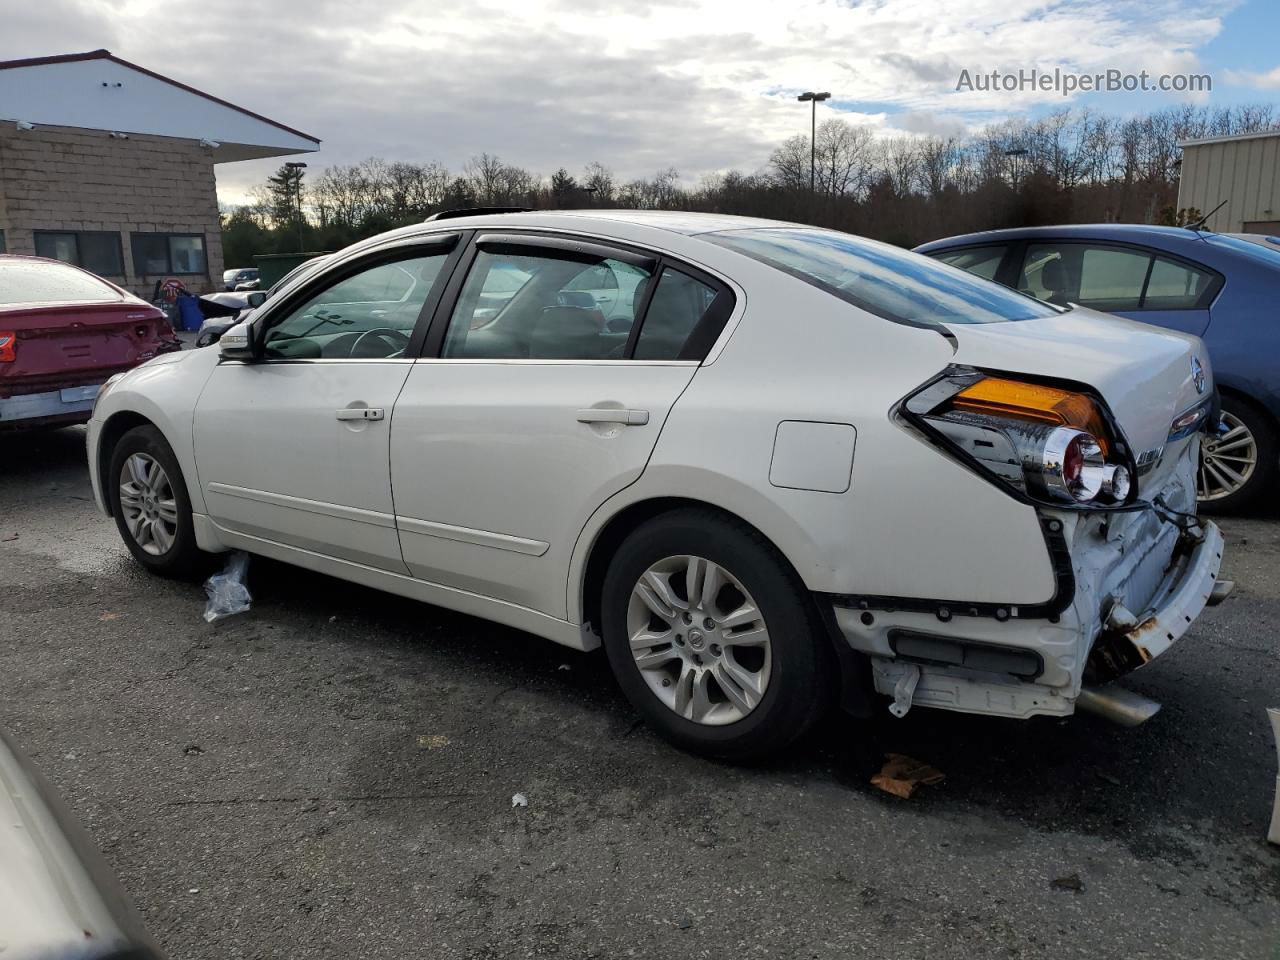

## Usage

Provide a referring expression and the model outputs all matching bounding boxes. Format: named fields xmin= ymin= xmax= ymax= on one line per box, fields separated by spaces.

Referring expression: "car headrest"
xmin=1041 ymin=257 xmax=1066 ymax=292
xmin=529 ymin=305 xmax=605 ymax=358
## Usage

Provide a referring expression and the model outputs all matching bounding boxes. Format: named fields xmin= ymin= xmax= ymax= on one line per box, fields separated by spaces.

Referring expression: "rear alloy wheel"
xmin=627 ymin=555 xmax=772 ymax=726
xmin=1198 ymin=398 xmax=1277 ymax=514
xmin=109 ymin=425 xmax=206 ymax=577
xmin=601 ymin=509 xmax=833 ymax=761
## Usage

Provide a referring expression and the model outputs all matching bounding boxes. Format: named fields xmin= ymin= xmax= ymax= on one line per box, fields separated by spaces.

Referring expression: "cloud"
xmin=1224 ymin=65 xmax=1280 ymax=89
xmin=0 ymin=0 xmax=1239 ymax=203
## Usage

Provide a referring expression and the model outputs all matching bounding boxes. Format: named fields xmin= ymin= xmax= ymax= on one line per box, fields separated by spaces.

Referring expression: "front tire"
xmin=108 ymin=424 xmax=205 ymax=577
xmin=601 ymin=509 xmax=833 ymax=761
xmin=1198 ymin=396 xmax=1277 ymax=515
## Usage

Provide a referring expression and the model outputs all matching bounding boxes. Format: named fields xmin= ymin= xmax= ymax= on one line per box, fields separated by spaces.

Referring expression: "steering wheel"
xmin=349 ymin=327 xmax=411 ymax=359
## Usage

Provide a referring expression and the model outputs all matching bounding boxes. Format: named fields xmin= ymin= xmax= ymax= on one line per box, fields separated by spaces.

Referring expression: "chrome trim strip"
xmin=206 ymin=482 xmax=397 ymax=528
xmin=396 ymin=515 xmax=550 ymax=556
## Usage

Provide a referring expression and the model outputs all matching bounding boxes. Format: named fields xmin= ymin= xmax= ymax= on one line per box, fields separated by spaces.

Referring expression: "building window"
xmin=131 ymin=233 xmax=208 ymax=276
xmin=0 ymin=230 xmax=6 ymax=254
xmin=33 ymin=230 xmax=125 ymax=277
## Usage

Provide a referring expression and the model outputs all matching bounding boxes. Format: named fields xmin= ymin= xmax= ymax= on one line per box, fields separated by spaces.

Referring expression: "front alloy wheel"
xmin=628 ymin=555 xmax=772 ymax=726
xmin=118 ymin=452 xmax=180 ymax=555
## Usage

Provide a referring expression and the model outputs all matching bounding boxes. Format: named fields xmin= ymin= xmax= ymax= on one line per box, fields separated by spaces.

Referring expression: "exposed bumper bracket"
xmin=888 ymin=664 xmax=920 ymax=718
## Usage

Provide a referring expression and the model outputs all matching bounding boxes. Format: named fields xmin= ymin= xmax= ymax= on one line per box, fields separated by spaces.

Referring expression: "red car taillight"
xmin=902 ymin=366 xmax=1135 ymax=508
xmin=0 ymin=331 xmax=15 ymax=362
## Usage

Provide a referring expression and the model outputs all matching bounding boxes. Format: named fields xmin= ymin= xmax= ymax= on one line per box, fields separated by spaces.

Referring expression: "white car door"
xmin=193 ymin=238 xmax=460 ymax=572
xmin=389 ymin=233 xmax=733 ymax=617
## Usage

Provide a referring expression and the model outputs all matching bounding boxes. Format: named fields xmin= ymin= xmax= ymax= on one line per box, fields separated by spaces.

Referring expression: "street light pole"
xmin=285 ymin=161 xmax=308 ymax=253
xmin=796 ymin=91 xmax=831 ymax=193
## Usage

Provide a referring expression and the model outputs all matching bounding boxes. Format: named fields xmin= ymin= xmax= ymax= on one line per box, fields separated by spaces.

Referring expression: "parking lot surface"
xmin=2 ymin=426 xmax=1278 ymax=959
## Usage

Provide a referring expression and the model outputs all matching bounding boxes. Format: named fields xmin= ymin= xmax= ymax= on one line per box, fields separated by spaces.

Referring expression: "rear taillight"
xmin=0 ymin=332 xmax=14 ymax=362
xmin=902 ymin=367 xmax=1134 ymax=508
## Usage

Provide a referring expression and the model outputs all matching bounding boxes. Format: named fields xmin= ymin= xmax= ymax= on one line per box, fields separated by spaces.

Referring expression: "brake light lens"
xmin=0 ymin=332 xmax=15 ymax=362
xmin=905 ymin=369 xmax=1132 ymax=507
xmin=951 ymin=378 xmax=1111 ymax=455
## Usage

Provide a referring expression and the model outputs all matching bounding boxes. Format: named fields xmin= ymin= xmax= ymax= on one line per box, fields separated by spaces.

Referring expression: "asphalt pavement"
xmin=2 ymin=425 xmax=1278 ymax=959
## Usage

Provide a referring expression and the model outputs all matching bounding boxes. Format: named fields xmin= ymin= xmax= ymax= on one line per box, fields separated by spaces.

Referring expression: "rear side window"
xmin=931 ymin=245 xmax=1007 ymax=281
xmin=633 ymin=268 xmax=719 ymax=360
xmin=0 ymin=258 xmax=117 ymax=305
xmin=706 ymin=228 xmax=1056 ymax=327
xmin=443 ymin=250 xmax=653 ymax=360
xmin=1144 ymin=257 xmax=1215 ymax=309
xmin=1017 ymin=242 xmax=1216 ymax=311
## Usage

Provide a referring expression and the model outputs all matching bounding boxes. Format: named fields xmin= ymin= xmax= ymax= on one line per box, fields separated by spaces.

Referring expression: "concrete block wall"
xmin=0 ymin=124 xmax=224 ymax=296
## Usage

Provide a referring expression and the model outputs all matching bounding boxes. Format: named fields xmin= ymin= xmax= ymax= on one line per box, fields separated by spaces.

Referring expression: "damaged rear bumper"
xmin=1085 ymin=520 xmax=1224 ymax=683
xmin=831 ymin=511 xmax=1225 ymax=722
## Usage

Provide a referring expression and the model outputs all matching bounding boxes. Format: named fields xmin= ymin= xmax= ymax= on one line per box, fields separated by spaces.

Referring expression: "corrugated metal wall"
xmin=1177 ymin=134 xmax=1280 ymax=232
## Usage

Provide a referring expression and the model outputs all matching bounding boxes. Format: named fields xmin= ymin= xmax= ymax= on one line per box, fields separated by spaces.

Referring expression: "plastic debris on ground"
xmin=511 ymin=792 xmax=529 ymax=808
xmin=203 ymin=551 xmax=252 ymax=622
xmin=417 ymin=734 xmax=450 ymax=750
xmin=870 ymin=753 xmax=945 ymax=799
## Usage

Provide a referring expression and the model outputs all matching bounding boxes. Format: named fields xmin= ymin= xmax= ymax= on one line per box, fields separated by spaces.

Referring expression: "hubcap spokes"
xmin=118 ymin=453 xmax=178 ymax=556
xmin=1198 ymin=412 xmax=1257 ymax=501
xmin=627 ymin=555 xmax=772 ymax=726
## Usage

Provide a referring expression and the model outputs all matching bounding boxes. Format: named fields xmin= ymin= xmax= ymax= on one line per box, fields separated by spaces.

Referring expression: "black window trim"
xmin=1003 ymin=238 xmax=1224 ymax=312
xmin=33 ymin=229 xmax=126 ymax=277
xmin=241 ymin=232 xmax=465 ymax=362
xmin=418 ymin=229 xmax=736 ymax=363
xmin=130 ymin=231 xmax=209 ymax=278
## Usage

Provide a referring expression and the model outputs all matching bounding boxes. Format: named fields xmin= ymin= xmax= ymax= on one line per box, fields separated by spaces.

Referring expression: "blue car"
xmin=916 ymin=225 xmax=1280 ymax=512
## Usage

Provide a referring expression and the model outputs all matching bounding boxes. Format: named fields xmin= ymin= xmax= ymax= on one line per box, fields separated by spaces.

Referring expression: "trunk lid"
xmin=0 ymin=302 xmax=173 ymax=397
xmin=942 ymin=307 xmax=1210 ymax=492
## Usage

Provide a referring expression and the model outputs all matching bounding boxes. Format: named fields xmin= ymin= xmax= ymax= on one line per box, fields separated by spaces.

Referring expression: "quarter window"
xmin=262 ymin=252 xmax=449 ymax=360
xmin=443 ymin=250 xmax=653 ymax=360
xmin=633 ymin=268 xmax=719 ymax=360
xmin=131 ymin=233 xmax=207 ymax=276
xmin=34 ymin=230 xmax=125 ymax=277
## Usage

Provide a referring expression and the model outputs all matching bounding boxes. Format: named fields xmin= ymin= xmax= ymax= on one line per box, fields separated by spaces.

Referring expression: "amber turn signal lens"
xmin=950 ymin=377 xmax=1110 ymax=455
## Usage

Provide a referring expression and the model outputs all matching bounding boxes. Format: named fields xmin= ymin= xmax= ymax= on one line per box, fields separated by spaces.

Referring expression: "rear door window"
xmin=1143 ymin=256 xmax=1215 ymax=309
xmin=443 ymin=250 xmax=652 ymax=360
xmin=1018 ymin=243 xmax=1150 ymax=311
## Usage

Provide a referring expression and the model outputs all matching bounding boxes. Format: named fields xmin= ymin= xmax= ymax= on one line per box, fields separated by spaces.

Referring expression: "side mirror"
xmin=246 ymin=291 xmax=268 ymax=309
xmin=218 ymin=320 xmax=257 ymax=361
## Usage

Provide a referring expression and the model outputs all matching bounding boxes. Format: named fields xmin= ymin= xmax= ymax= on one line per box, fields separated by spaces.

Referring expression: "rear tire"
xmin=601 ymin=508 xmax=834 ymax=761
xmin=1198 ymin=396 xmax=1277 ymax=515
xmin=108 ymin=424 xmax=206 ymax=578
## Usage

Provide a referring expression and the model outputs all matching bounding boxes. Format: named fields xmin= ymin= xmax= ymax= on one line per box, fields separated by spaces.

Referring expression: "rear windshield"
xmin=704 ymin=228 xmax=1059 ymax=327
xmin=0 ymin=258 xmax=118 ymax=306
xmin=1205 ymin=234 xmax=1280 ymax=267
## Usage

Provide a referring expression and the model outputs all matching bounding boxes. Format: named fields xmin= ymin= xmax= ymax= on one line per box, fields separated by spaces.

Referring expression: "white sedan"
xmin=87 ymin=210 xmax=1228 ymax=759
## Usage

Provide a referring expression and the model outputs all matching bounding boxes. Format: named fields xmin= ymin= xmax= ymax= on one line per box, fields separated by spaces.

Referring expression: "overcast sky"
xmin=4 ymin=0 xmax=1278 ymax=204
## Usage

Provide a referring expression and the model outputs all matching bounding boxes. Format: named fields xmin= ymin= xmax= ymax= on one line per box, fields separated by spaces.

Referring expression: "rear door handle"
xmin=577 ymin=408 xmax=649 ymax=426
xmin=336 ymin=407 xmax=385 ymax=421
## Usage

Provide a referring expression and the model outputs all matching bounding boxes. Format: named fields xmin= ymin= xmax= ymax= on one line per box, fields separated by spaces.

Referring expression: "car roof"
xmin=914 ymin=223 xmax=1211 ymax=252
xmin=405 ymin=209 xmax=802 ymax=238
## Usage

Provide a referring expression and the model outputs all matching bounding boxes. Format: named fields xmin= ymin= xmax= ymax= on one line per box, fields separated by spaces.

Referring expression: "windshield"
xmin=705 ymin=228 xmax=1059 ymax=326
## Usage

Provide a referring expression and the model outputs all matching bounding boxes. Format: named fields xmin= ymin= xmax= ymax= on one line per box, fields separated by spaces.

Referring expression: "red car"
xmin=0 ymin=255 xmax=178 ymax=430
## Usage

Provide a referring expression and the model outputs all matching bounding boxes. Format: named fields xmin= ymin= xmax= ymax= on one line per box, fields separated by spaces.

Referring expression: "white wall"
xmin=0 ymin=57 xmax=318 ymax=162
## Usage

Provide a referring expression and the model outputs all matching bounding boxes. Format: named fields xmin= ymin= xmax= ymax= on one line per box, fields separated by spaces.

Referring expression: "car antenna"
xmin=1184 ymin=199 xmax=1227 ymax=233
